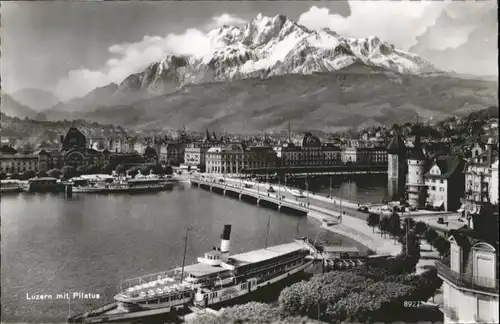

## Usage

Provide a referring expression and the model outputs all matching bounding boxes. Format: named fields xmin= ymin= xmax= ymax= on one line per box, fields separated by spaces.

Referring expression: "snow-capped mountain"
xmin=114 ymin=13 xmax=438 ymax=96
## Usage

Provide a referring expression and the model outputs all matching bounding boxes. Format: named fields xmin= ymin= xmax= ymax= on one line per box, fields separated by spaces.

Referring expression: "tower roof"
xmin=386 ymin=127 xmax=406 ymax=154
xmin=408 ymin=124 xmax=426 ymax=160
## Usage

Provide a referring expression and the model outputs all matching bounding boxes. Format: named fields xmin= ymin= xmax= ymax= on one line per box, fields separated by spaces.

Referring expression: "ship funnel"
xmin=220 ymin=225 xmax=231 ymax=254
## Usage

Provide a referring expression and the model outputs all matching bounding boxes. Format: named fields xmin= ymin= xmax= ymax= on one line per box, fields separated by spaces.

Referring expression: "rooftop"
xmin=181 ymin=262 xmax=228 ymax=277
xmin=227 ymin=241 xmax=305 ymax=266
xmin=323 ymin=245 xmax=360 ymax=253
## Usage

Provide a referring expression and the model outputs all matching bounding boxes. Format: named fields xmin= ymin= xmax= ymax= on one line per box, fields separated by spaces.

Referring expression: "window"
xmin=440 ymin=180 xmax=444 ymax=184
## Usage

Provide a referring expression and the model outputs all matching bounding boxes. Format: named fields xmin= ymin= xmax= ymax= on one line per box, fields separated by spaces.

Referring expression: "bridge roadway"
xmin=189 ymin=176 xmax=340 ymax=220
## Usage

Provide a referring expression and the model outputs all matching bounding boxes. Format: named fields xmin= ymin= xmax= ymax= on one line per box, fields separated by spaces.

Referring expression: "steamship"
xmin=68 ymin=224 xmax=317 ymax=323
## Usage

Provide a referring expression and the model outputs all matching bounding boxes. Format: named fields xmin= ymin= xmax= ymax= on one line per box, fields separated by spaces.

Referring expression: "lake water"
xmin=1 ymin=183 xmax=363 ymax=322
xmin=281 ymin=173 xmax=389 ymax=205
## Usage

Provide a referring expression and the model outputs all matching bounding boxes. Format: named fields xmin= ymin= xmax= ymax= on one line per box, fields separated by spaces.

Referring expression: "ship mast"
xmin=180 ymin=227 xmax=189 ymax=281
xmin=264 ymin=214 xmax=271 ymax=249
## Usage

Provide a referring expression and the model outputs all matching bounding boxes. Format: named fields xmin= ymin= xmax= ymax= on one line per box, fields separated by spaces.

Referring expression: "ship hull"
xmin=68 ymin=302 xmax=187 ymax=323
xmin=67 ymin=261 xmax=312 ymax=323
xmin=73 ymin=183 xmax=170 ymax=194
xmin=194 ymin=259 xmax=313 ymax=308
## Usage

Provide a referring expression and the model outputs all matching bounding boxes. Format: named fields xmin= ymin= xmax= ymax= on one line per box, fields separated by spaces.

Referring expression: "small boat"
xmin=0 ymin=180 xmax=23 ymax=193
xmin=23 ymin=177 xmax=65 ymax=193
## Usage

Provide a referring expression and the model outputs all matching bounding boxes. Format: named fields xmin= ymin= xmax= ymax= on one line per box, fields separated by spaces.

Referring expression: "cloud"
xmin=54 ymin=28 xmax=216 ymax=101
xmin=55 ymin=13 xmax=247 ymax=101
xmin=207 ymin=13 xmax=248 ymax=30
xmin=298 ymin=1 xmax=447 ymax=51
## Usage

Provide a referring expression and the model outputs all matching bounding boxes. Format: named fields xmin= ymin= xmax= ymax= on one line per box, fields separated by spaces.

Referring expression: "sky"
xmin=1 ymin=0 xmax=497 ymax=101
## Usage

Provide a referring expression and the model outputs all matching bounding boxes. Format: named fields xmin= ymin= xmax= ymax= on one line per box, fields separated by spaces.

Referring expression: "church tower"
xmin=386 ymin=125 xmax=406 ymax=201
xmin=406 ymin=125 xmax=427 ymax=208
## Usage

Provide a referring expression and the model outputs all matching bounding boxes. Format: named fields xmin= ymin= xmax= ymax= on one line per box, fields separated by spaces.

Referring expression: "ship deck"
xmin=180 ymin=262 xmax=229 ymax=277
xmin=227 ymin=241 xmax=306 ymax=266
xmin=118 ymin=275 xmax=191 ymax=300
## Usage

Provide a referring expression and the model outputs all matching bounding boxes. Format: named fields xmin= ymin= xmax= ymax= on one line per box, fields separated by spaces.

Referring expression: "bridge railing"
xmin=191 ymin=178 xmax=309 ymax=211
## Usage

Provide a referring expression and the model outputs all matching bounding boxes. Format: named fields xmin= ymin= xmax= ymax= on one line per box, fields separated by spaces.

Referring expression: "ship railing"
xmin=120 ymin=269 xmax=187 ymax=292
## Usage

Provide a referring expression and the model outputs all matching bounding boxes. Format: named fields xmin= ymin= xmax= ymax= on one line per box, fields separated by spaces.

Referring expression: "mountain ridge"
xmin=35 ymin=13 xmax=497 ymax=132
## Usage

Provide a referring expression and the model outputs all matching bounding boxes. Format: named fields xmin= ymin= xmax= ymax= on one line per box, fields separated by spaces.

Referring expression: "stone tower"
xmin=386 ymin=125 xmax=407 ymax=201
xmin=406 ymin=125 xmax=427 ymax=208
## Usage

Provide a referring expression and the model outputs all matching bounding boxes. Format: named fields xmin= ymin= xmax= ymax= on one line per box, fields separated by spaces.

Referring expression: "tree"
xmin=127 ymin=166 xmax=140 ymax=178
xmin=379 ymin=216 xmax=390 ymax=238
xmin=367 ymin=213 xmax=380 ymax=233
xmin=9 ymin=173 xmax=21 ymax=180
xmin=61 ymin=166 xmax=76 ymax=180
xmin=423 ymin=228 xmax=439 ymax=250
xmin=402 ymin=218 xmax=416 ymax=233
xmin=76 ymin=166 xmax=84 ymax=176
xmin=37 ymin=170 xmax=48 ymax=178
xmin=151 ymin=163 xmax=164 ymax=176
xmin=47 ymin=168 xmax=62 ymax=179
xmin=140 ymin=165 xmax=151 ymax=175
xmin=101 ymin=162 xmax=115 ymax=175
xmin=85 ymin=164 xmax=101 ymax=175
xmin=433 ymin=236 xmax=450 ymax=257
xmin=115 ymin=163 xmax=126 ymax=175
xmin=163 ymin=165 xmax=173 ymax=175
xmin=20 ymin=170 xmax=37 ymax=180
xmin=389 ymin=212 xmax=401 ymax=238
xmin=414 ymin=221 xmax=428 ymax=236
xmin=0 ymin=172 xmax=7 ymax=180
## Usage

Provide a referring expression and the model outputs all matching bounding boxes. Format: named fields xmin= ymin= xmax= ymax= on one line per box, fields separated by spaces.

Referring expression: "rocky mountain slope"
xmin=62 ymin=65 xmax=496 ymax=133
xmin=43 ymin=13 xmax=496 ymax=132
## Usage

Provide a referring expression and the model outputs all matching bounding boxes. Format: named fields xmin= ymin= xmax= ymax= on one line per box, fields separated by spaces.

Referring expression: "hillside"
xmin=69 ymin=67 xmax=497 ymax=133
xmin=0 ymin=93 xmax=38 ymax=119
xmin=10 ymin=88 xmax=60 ymax=111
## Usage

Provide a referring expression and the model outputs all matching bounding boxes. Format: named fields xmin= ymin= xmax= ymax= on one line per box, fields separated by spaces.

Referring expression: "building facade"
xmin=0 ymin=146 xmax=39 ymax=174
xmin=490 ymin=159 xmax=498 ymax=205
xmin=281 ymin=133 xmax=341 ymax=167
xmin=424 ymin=155 xmax=465 ymax=212
xmin=182 ymin=143 xmax=210 ymax=171
xmin=438 ymin=229 xmax=498 ymax=324
xmin=462 ymin=140 xmax=498 ymax=229
xmin=205 ymin=143 xmax=277 ymax=174
xmin=341 ymin=146 xmax=387 ymax=164
xmin=37 ymin=128 xmax=106 ymax=171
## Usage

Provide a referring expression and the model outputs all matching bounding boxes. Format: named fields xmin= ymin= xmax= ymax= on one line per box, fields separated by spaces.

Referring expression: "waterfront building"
xmin=205 ymin=143 xmax=276 ymax=174
xmin=280 ymin=133 xmax=341 ymax=167
xmin=0 ymin=146 xmax=39 ymax=173
xmin=406 ymin=126 xmax=427 ymax=208
xmin=182 ymin=142 xmax=209 ymax=171
xmin=490 ymin=159 xmax=498 ymax=205
xmin=387 ymin=126 xmax=407 ymax=201
xmin=462 ymin=139 xmax=498 ymax=229
xmin=341 ymin=146 xmax=387 ymax=164
xmin=438 ymin=228 xmax=498 ymax=324
xmin=36 ymin=128 xmax=106 ymax=171
xmin=424 ymin=155 xmax=466 ymax=211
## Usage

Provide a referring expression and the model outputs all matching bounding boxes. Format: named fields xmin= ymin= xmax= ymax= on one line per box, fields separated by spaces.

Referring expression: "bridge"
xmin=240 ymin=164 xmax=387 ymax=176
xmin=189 ymin=177 xmax=343 ymax=222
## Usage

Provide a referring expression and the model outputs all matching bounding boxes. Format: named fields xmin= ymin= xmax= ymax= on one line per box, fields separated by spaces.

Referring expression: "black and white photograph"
xmin=0 ymin=0 xmax=498 ymax=323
